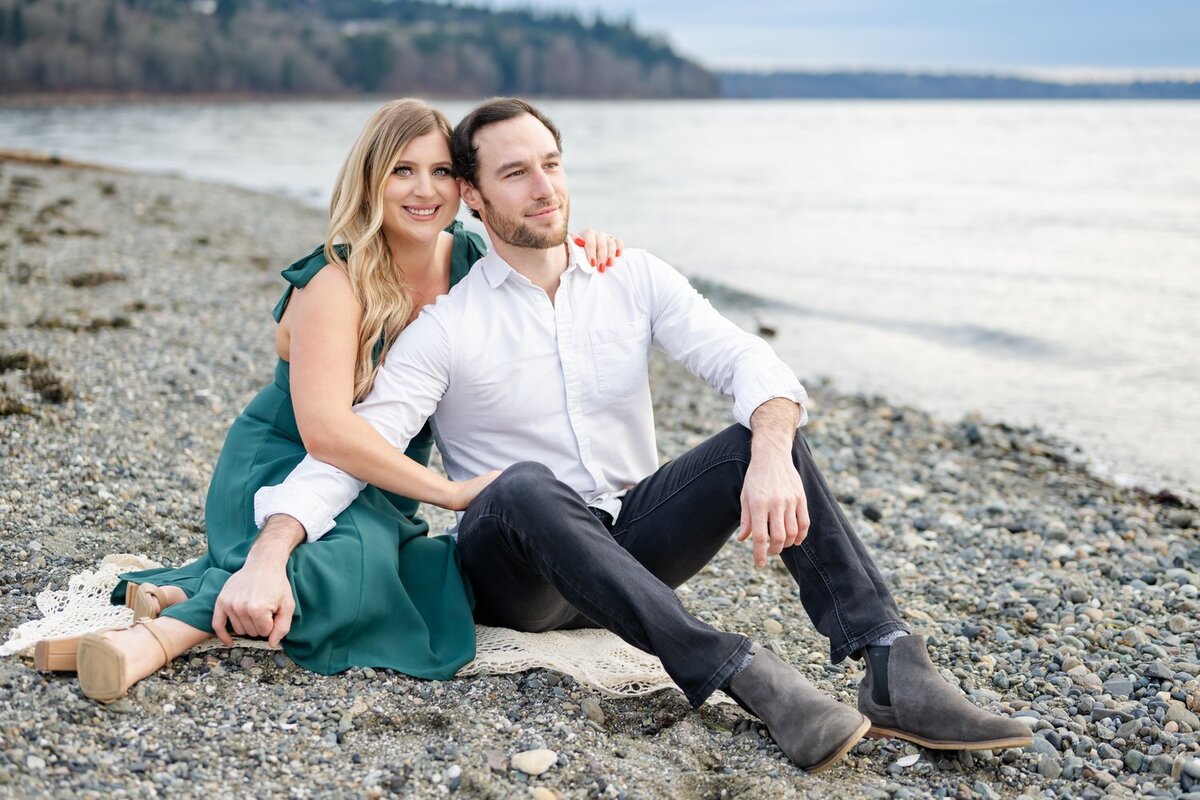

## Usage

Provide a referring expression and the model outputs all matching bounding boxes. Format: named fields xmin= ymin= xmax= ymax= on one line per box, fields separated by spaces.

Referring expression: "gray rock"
xmin=1150 ymin=754 xmax=1175 ymax=775
xmin=1037 ymin=756 xmax=1062 ymax=780
xmin=1117 ymin=718 xmax=1143 ymax=739
xmin=1124 ymin=750 xmax=1144 ymax=773
xmin=1144 ymin=661 xmax=1175 ymax=681
xmin=1166 ymin=702 xmax=1200 ymax=729
xmin=581 ymin=698 xmax=605 ymax=725
xmin=1103 ymin=678 xmax=1134 ymax=697
xmin=1030 ymin=736 xmax=1058 ymax=759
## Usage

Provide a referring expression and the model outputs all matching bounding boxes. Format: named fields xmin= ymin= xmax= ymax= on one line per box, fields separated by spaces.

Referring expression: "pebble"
xmin=511 ymin=749 xmax=558 ymax=776
xmin=763 ymin=619 xmax=784 ymax=635
xmin=485 ymin=750 xmax=507 ymax=772
xmin=1037 ymin=757 xmax=1063 ymax=780
xmin=1166 ymin=702 xmax=1200 ymax=729
xmin=581 ymin=698 xmax=605 ymax=725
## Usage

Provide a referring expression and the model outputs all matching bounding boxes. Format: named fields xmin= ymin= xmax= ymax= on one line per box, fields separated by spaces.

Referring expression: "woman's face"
xmin=379 ymin=131 xmax=460 ymax=248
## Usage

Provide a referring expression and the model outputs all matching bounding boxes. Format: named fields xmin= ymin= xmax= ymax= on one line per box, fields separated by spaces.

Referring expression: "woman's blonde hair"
xmin=325 ymin=98 xmax=453 ymax=402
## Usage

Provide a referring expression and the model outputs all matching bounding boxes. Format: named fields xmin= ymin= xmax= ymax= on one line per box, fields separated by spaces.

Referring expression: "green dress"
xmin=112 ymin=222 xmax=486 ymax=678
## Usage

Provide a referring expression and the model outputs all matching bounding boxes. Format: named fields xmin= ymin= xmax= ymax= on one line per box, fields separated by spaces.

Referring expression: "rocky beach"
xmin=1 ymin=154 xmax=1198 ymax=799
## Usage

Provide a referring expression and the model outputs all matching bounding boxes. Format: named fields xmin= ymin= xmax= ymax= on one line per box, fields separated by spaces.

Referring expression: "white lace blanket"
xmin=1 ymin=555 xmax=726 ymax=703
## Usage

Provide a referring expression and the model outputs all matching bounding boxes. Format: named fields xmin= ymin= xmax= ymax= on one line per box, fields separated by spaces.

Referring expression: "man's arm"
xmin=639 ymin=254 xmax=809 ymax=567
xmin=639 ymin=253 xmax=808 ymax=429
xmin=735 ymin=398 xmax=810 ymax=568
xmin=213 ymin=312 xmax=458 ymax=643
xmin=253 ymin=311 xmax=456 ymax=542
xmin=211 ymin=514 xmax=304 ymax=646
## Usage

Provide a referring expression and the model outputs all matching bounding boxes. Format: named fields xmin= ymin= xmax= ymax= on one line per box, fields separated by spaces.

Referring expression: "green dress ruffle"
xmin=112 ymin=222 xmax=486 ymax=678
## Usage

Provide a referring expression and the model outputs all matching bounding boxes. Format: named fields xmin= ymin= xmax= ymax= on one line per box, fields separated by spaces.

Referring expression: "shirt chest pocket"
xmin=589 ymin=316 xmax=650 ymax=399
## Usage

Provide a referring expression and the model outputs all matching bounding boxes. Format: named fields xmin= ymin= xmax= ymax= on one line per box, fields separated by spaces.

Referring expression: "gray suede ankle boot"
xmin=727 ymin=644 xmax=870 ymax=773
xmin=858 ymin=634 xmax=1033 ymax=750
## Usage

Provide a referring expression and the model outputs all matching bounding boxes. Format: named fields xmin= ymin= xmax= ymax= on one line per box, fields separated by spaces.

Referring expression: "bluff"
xmin=0 ymin=0 xmax=717 ymax=99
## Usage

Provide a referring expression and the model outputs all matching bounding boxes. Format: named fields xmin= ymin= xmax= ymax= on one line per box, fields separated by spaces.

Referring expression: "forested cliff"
xmin=0 ymin=0 xmax=718 ymax=98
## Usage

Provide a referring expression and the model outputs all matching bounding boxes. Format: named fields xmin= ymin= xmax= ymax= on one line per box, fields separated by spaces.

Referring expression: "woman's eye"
xmin=434 ymin=167 xmax=451 ymax=177
xmin=392 ymin=166 xmax=412 ymax=176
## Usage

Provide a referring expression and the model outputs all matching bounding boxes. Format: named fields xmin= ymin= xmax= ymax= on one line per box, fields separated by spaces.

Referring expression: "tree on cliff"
xmin=0 ymin=0 xmax=717 ymax=98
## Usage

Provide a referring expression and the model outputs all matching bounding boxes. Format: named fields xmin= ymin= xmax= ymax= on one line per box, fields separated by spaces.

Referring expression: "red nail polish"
xmin=599 ymin=265 xmax=605 ymax=273
xmin=574 ymin=237 xmax=585 ymax=246
xmin=590 ymin=259 xmax=597 ymax=266
xmin=606 ymin=258 xmax=613 ymax=266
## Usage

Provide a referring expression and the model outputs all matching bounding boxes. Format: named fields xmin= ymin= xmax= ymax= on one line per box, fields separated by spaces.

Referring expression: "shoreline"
xmin=1 ymin=157 xmax=1197 ymax=798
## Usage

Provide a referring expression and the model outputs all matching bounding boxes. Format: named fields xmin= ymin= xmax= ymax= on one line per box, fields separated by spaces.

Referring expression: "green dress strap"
xmin=447 ymin=219 xmax=488 ymax=286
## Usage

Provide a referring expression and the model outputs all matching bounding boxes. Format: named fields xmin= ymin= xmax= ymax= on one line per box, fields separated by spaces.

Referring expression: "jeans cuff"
xmin=830 ymin=620 xmax=910 ymax=664
xmin=685 ymin=635 xmax=753 ymax=710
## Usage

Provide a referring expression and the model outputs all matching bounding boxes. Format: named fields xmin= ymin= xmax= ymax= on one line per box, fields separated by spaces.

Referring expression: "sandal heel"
xmin=33 ymin=636 xmax=81 ymax=672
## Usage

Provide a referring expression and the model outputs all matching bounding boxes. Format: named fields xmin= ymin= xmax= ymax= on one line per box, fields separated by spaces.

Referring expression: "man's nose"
xmin=529 ymin=167 xmax=553 ymax=199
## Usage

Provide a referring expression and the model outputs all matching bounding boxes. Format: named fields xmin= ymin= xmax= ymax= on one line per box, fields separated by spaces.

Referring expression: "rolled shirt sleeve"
xmin=252 ymin=311 xmax=454 ymax=542
xmin=638 ymin=253 xmax=807 ymax=428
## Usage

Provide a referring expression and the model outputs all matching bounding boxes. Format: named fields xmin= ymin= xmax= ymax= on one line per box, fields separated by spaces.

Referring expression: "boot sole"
xmin=868 ymin=725 xmax=1033 ymax=751
xmin=807 ymin=715 xmax=872 ymax=774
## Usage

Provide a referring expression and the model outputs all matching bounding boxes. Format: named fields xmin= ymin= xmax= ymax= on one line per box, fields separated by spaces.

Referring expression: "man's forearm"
xmin=247 ymin=514 xmax=307 ymax=568
xmin=750 ymin=398 xmax=801 ymax=456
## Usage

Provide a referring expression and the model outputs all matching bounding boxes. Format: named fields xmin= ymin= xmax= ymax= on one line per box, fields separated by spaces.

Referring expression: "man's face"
xmin=461 ymin=113 xmax=570 ymax=250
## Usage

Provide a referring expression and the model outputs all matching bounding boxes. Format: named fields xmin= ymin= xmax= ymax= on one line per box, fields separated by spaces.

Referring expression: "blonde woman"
xmin=33 ymin=99 xmax=621 ymax=701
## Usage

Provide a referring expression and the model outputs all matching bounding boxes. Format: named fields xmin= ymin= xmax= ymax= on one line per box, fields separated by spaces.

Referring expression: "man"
xmin=243 ymin=99 xmax=1031 ymax=772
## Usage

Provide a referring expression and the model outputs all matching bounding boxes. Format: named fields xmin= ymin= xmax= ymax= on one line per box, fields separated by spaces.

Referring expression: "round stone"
xmin=511 ymin=749 xmax=558 ymax=776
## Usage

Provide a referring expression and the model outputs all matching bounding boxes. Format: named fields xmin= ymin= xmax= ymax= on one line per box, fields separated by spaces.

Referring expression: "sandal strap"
xmin=136 ymin=621 xmax=175 ymax=665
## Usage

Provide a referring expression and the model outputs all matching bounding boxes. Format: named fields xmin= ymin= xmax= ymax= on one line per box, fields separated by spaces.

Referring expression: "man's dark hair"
xmin=451 ymin=98 xmax=563 ymax=220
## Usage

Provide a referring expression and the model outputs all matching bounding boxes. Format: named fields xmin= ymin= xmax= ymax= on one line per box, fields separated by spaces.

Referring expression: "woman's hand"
xmin=572 ymin=229 xmax=624 ymax=273
xmin=442 ymin=470 xmax=502 ymax=511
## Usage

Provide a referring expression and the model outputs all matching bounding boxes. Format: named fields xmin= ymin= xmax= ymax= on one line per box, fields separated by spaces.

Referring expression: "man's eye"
xmin=506 ymin=170 xmax=523 ymax=179
xmin=545 ymin=162 xmax=560 ymax=170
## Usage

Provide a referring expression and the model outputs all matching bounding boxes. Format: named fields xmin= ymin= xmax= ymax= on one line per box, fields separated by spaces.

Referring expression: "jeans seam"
xmin=616 ymin=454 xmax=749 ymax=532
xmin=688 ymin=635 xmax=752 ymax=709
xmin=798 ymin=537 xmax=856 ymax=653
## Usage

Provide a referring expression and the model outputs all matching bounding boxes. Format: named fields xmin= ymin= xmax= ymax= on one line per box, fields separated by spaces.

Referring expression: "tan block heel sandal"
xmin=130 ymin=583 xmax=171 ymax=621
xmin=77 ymin=622 xmax=174 ymax=704
xmin=33 ymin=635 xmax=84 ymax=672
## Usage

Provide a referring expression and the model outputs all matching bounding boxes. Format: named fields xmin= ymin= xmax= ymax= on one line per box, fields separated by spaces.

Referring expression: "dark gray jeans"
xmin=455 ymin=424 xmax=907 ymax=708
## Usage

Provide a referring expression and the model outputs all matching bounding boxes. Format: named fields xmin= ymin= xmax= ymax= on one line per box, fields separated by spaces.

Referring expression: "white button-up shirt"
xmin=254 ymin=243 xmax=807 ymax=542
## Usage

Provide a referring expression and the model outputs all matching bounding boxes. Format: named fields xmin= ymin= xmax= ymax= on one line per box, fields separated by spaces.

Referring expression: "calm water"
xmin=2 ymin=99 xmax=1198 ymax=493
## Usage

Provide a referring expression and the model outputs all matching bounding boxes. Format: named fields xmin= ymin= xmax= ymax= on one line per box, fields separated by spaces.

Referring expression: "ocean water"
xmin=2 ymin=99 xmax=1197 ymax=493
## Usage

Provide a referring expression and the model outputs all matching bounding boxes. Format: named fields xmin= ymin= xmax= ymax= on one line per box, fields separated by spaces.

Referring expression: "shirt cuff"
xmin=253 ymin=484 xmax=337 ymax=543
xmin=733 ymin=374 xmax=809 ymax=430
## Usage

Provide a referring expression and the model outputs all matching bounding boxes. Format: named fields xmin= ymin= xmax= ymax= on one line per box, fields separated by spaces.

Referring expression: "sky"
xmin=482 ymin=0 xmax=1200 ymax=76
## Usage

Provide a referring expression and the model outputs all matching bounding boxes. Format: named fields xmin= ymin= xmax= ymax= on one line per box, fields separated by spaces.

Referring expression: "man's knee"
xmin=487 ymin=461 xmax=558 ymax=505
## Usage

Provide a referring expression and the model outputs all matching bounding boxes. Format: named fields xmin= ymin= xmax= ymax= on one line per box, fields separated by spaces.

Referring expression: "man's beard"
xmin=481 ymin=194 xmax=571 ymax=250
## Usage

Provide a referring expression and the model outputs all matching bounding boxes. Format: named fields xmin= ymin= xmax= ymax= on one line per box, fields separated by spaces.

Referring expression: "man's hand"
xmin=211 ymin=514 xmax=304 ymax=648
xmin=736 ymin=398 xmax=810 ymax=568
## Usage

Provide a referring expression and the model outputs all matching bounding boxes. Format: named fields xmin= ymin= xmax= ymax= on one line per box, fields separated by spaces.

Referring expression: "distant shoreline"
xmin=4 ymin=73 xmax=1200 ymax=108
xmin=718 ymin=70 xmax=1200 ymax=100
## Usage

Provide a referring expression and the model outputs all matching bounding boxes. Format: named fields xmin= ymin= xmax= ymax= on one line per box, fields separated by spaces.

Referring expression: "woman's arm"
xmin=284 ymin=265 xmax=477 ymax=510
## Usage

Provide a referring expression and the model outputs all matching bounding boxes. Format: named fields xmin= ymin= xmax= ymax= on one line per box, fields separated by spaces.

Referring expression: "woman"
xmin=33 ymin=99 xmax=621 ymax=701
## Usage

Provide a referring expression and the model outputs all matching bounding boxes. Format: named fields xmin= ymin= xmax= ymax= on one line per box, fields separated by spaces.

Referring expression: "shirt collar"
xmin=479 ymin=241 xmax=596 ymax=289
